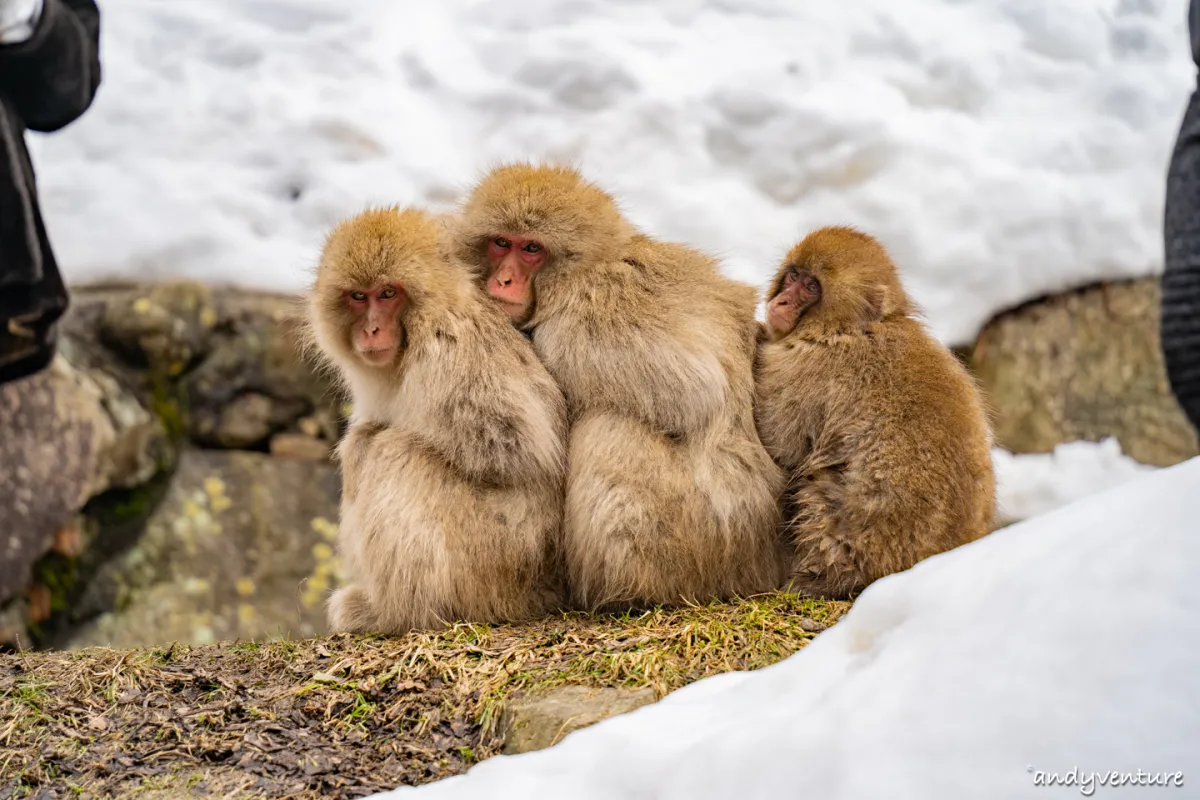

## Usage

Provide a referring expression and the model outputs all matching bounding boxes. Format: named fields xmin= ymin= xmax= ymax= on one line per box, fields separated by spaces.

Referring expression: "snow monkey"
xmin=453 ymin=163 xmax=786 ymax=610
xmin=307 ymin=207 xmax=568 ymax=633
xmin=755 ymin=226 xmax=996 ymax=599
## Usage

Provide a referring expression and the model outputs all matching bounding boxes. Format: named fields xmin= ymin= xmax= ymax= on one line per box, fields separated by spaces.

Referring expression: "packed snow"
xmin=32 ymin=0 xmax=1194 ymax=344
xmin=992 ymin=438 xmax=1157 ymax=525
xmin=372 ymin=455 xmax=1200 ymax=800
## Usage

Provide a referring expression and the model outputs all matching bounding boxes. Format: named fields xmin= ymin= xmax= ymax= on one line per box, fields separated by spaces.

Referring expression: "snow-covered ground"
xmin=992 ymin=438 xmax=1157 ymax=526
xmin=34 ymin=0 xmax=1193 ymax=345
xmin=373 ymin=455 xmax=1200 ymax=800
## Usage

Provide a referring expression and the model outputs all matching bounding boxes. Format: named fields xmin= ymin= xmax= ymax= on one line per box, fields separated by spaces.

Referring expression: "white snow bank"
xmin=993 ymin=438 xmax=1157 ymax=526
xmin=373 ymin=456 xmax=1200 ymax=800
xmin=36 ymin=0 xmax=1193 ymax=344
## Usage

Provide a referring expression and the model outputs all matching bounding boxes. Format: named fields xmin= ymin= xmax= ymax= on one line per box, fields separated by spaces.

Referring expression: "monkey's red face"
xmin=485 ymin=234 xmax=546 ymax=322
xmin=345 ymin=284 xmax=406 ymax=366
xmin=767 ymin=267 xmax=822 ymax=338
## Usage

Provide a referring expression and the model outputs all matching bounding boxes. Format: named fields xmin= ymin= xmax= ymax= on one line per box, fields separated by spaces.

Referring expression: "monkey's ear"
xmin=863 ymin=284 xmax=894 ymax=321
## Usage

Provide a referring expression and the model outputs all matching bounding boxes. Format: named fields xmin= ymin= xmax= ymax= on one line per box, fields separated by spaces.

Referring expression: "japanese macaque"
xmin=755 ymin=226 xmax=996 ymax=599
xmin=453 ymin=163 xmax=786 ymax=610
xmin=307 ymin=207 xmax=568 ymax=633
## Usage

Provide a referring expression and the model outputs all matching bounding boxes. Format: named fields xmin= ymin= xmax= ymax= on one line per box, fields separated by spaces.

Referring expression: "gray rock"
xmin=0 ymin=356 xmax=167 ymax=606
xmin=66 ymin=448 xmax=342 ymax=649
xmin=500 ymin=686 xmax=658 ymax=754
xmin=66 ymin=282 xmax=343 ymax=451
xmin=269 ymin=432 xmax=331 ymax=462
xmin=3 ymin=282 xmax=343 ymax=647
xmin=0 ymin=598 xmax=28 ymax=649
xmin=971 ymin=278 xmax=1199 ymax=467
xmin=98 ymin=281 xmax=217 ymax=374
xmin=184 ymin=291 xmax=341 ymax=449
xmin=210 ymin=392 xmax=278 ymax=449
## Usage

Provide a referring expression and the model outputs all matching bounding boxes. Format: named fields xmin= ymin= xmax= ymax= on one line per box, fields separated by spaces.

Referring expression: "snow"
xmin=33 ymin=0 xmax=1193 ymax=345
xmin=992 ymin=438 xmax=1157 ymax=526
xmin=372 ymin=455 xmax=1200 ymax=800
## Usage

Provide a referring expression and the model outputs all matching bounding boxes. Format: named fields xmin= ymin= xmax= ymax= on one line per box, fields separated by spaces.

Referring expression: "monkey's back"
xmin=756 ymin=316 xmax=995 ymax=597
xmin=536 ymin=237 xmax=785 ymax=609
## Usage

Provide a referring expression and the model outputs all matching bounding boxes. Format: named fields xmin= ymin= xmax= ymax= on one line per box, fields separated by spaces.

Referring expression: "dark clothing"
xmin=0 ymin=0 xmax=100 ymax=384
xmin=1163 ymin=0 xmax=1200 ymax=431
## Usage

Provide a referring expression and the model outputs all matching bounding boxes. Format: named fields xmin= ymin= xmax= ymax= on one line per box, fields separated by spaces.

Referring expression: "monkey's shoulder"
xmin=415 ymin=306 xmax=545 ymax=373
xmin=756 ymin=321 xmax=961 ymax=410
xmin=624 ymin=234 xmax=719 ymax=273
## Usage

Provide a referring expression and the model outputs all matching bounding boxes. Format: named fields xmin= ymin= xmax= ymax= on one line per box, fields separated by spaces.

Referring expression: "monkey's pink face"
xmin=485 ymin=234 xmax=546 ymax=322
xmin=345 ymin=284 xmax=406 ymax=366
xmin=767 ymin=267 xmax=822 ymax=338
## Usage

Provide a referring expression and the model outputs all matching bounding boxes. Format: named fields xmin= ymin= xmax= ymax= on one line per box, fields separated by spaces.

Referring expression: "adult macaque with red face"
xmin=755 ymin=226 xmax=996 ymax=599
xmin=454 ymin=163 xmax=786 ymax=610
xmin=486 ymin=234 xmax=546 ymax=323
xmin=306 ymin=206 xmax=567 ymax=634
xmin=344 ymin=284 xmax=405 ymax=364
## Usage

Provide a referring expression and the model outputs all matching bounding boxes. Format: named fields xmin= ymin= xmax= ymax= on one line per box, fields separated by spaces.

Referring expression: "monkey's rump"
xmin=564 ymin=413 xmax=784 ymax=610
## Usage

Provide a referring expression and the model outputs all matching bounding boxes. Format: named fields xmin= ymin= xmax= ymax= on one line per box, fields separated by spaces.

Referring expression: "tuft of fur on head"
xmin=452 ymin=162 xmax=633 ymax=276
xmin=317 ymin=206 xmax=453 ymax=304
xmin=769 ymin=226 xmax=915 ymax=340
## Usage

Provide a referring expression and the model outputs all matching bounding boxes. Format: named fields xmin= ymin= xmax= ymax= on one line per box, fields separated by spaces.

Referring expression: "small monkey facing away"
xmin=307 ymin=207 xmax=568 ymax=633
xmin=755 ymin=226 xmax=995 ymax=600
xmin=454 ymin=164 xmax=785 ymax=610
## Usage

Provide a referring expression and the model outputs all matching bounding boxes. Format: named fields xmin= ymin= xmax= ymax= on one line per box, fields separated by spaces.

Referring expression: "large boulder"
xmin=183 ymin=290 xmax=342 ymax=449
xmin=2 ymin=281 xmax=344 ymax=650
xmin=65 ymin=448 xmax=343 ymax=649
xmin=64 ymin=282 xmax=344 ymax=450
xmin=96 ymin=280 xmax=219 ymax=375
xmin=971 ymin=278 xmax=1199 ymax=467
xmin=0 ymin=355 xmax=168 ymax=608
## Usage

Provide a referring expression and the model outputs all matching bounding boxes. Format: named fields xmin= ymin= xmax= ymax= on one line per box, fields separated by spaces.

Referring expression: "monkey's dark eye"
xmin=523 ymin=242 xmax=542 ymax=254
xmin=494 ymin=237 xmax=511 ymax=249
xmin=379 ymin=287 xmax=397 ymax=300
xmin=349 ymin=291 xmax=368 ymax=302
xmin=784 ymin=268 xmax=799 ymax=286
xmin=803 ymin=276 xmax=821 ymax=295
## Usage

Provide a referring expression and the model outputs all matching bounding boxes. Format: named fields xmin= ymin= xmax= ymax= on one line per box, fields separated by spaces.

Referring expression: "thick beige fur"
xmin=455 ymin=164 xmax=786 ymax=610
xmin=755 ymin=226 xmax=996 ymax=599
xmin=307 ymin=207 xmax=568 ymax=633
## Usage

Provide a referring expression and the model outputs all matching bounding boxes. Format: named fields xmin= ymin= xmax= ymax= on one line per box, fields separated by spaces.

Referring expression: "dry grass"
xmin=0 ymin=593 xmax=848 ymax=799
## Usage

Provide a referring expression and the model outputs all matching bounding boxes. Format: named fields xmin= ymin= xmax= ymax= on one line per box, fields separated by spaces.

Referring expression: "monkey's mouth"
xmin=491 ymin=298 xmax=532 ymax=323
xmin=766 ymin=307 xmax=798 ymax=337
xmin=358 ymin=347 xmax=396 ymax=366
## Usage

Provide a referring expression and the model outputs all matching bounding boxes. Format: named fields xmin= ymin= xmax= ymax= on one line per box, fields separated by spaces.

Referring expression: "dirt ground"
xmin=0 ymin=594 xmax=848 ymax=799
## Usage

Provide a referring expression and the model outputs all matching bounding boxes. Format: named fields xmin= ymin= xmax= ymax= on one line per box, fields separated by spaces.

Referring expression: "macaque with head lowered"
xmin=308 ymin=207 xmax=567 ymax=633
xmin=453 ymin=164 xmax=785 ymax=610
xmin=755 ymin=226 xmax=996 ymax=599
